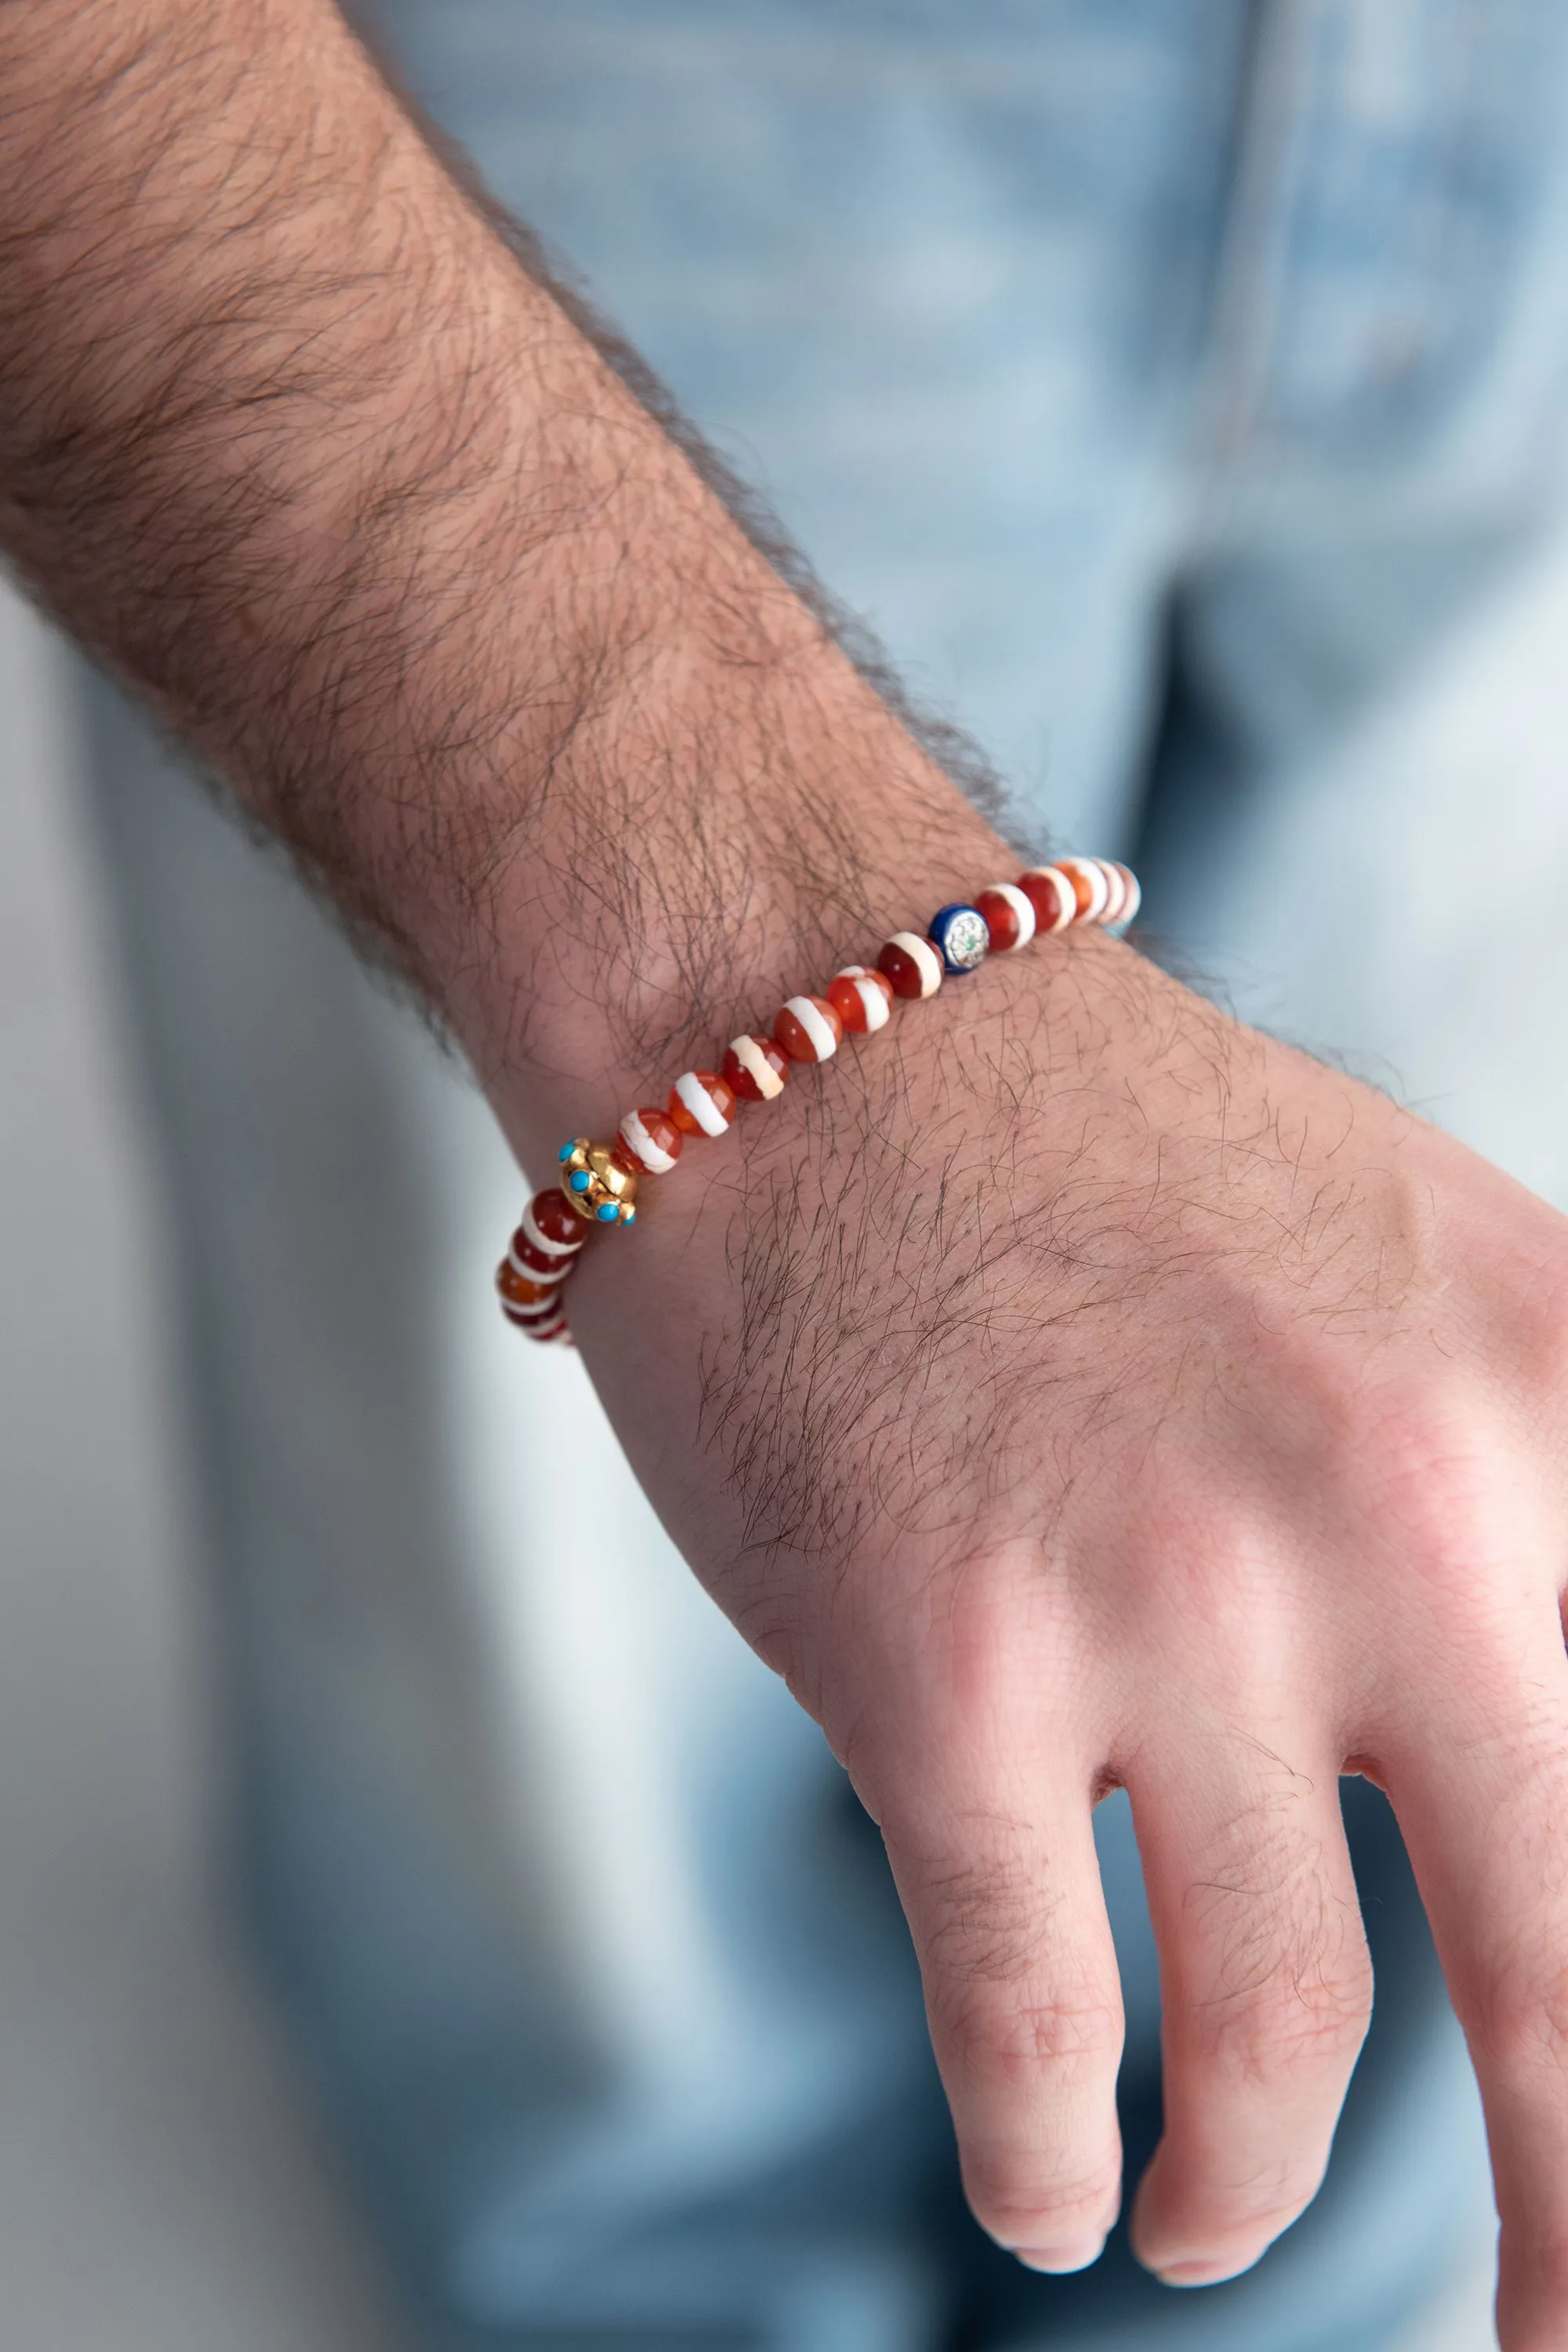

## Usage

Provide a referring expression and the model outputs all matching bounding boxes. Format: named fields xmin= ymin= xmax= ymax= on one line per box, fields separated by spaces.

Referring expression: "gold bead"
xmin=560 ymin=1136 xmax=639 ymax=1225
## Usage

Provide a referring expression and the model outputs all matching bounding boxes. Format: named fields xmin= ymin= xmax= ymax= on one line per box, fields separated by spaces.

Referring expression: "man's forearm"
xmin=0 ymin=0 xmax=1018 ymax=1159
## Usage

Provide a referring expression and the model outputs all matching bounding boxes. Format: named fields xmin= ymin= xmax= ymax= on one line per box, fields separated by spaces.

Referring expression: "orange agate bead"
xmin=1054 ymin=855 xmax=1110 ymax=921
xmin=496 ymin=1261 xmax=557 ymax=1309
xmin=1017 ymin=867 xmax=1075 ymax=934
xmin=618 ymin=1107 xmax=684 ymax=1174
xmin=509 ymin=1225 xmax=568 ymax=1279
xmin=975 ymin=884 xmax=1035 ymax=953
xmin=506 ymin=1298 xmax=570 ymax=1343
xmin=827 ymin=965 xmax=895 ymax=1034
xmin=877 ymin=932 xmax=943 ymax=999
xmin=525 ymin=1186 xmax=587 ymax=1256
xmin=722 ymin=1034 xmax=790 ymax=1102
xmin=774 ymin=996 xmax=843 ymax=1062
xmin=667 ymin=1072 xmax=737 ymax=1137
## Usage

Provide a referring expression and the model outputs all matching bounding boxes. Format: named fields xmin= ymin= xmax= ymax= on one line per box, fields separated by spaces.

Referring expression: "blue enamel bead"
xmin=596 ymin=1200 xmax=619 ymax=1222
xmin=557 ymin=1142 xmax=574 ymax=1163
xmin=928 ymin=903 xmax=989 ymax=975
xmin=569 ymin=1169 xmax=592 ymax=1192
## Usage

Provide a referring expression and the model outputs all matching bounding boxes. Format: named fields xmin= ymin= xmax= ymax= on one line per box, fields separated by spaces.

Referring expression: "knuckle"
xmin=937 ymin=1980 xmax=1123 ymax=2091
xmin=1470 ymin=1953 xmax=1568 ymax=2082
xmin=1181 ymin=1810 xmax=1371 ymax=2087
xmin=1203 ymin=1962 xmax=1371 ymax=2087
xmin=917 ymin=1851 xmax=1047 ymax=1991
xmin=1351 ymin=1382 xmax=1513 ymax=1600
xmin=911 ymin=1850 xmax=1122 ymax=2087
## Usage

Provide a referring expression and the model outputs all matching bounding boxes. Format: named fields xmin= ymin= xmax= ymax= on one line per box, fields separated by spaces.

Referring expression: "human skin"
xmin=4 ymin=2 xmax=1568 ymax=2337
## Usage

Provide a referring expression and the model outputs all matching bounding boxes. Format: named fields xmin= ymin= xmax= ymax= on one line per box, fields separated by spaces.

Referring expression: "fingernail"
xmin=1013 ymin=2236 xmax=1106 ymax=2274
xmin=1152 ymin=2256 xmax=1243 ymax=2288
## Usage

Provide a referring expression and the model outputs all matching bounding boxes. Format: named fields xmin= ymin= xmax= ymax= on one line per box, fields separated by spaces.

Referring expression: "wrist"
xmin=439 ymin=609 xmax=1015 ymax=1171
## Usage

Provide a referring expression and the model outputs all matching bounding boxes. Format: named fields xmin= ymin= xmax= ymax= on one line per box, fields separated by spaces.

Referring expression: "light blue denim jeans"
xmin=80 ymin=2 xmax=1568 ymax=2345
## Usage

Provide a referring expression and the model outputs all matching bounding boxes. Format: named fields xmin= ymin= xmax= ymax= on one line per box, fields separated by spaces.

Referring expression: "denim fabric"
xmin=78 ymin=2 xmax=1568 ymax=2343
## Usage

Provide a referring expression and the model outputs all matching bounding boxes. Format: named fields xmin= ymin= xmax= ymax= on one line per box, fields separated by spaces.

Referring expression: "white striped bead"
xmin=880 ymin=931 xmax=944 ymax=998
xmin=833 ymin=967 xmax=892 ymax=1033
xmin=982 ymin=881 xmax=1036 ymax=949
xmin=522 ymin=1199 xmax=584 ymax=1258
xmin=510 ymin=1303 xmax=571 ymax=1343
xmin=1057 ymin=855 xmax=1111 ymax=924
xmin=1019 ymin=867 xmax=1076 ymax=933
xmin=1111 ymin=862 xmax=1141 ymax=926
xmin=505 ymin=1295 xmax=564 ymax=1326
xmin=619 ymin=1109 xmax=679 ymax=1174
xmin=507 ymin=1246 xmax=568 ymax=1288
xmin=727 ymin=1033 xmax=787 ymax=1100
xmin=779 ymin=994 xmax=840 ymax=1061
xmin=673 ymin=1070 xmax=732 ymax=1137
xmin=1096 ymin=861 xmax=1127 ymax=925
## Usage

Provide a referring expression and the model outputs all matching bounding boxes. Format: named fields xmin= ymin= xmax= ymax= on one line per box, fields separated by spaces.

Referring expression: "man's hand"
xmin=4 ymin=2 xmax=1568 ymax=2341
xmin=548 ymin=943 xmax=1568 ymax=2327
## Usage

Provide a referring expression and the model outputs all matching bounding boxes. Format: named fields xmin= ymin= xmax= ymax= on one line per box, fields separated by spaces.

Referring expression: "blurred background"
xmin=0 ymin=576 xmax=414 ymax=2349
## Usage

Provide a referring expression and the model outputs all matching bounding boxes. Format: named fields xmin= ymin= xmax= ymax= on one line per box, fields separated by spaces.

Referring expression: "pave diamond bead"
xmin=928 ymin=903 xmax=989 ymax=975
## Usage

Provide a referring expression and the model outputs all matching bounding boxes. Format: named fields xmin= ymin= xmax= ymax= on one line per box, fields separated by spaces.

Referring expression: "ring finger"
xmin=1127 ymin=1725 xmax=1373 ymax=2285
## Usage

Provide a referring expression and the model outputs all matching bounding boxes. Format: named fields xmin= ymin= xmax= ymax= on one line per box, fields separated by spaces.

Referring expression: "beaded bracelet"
xmin=495 ymin=855 xmax=1139 ymax=1345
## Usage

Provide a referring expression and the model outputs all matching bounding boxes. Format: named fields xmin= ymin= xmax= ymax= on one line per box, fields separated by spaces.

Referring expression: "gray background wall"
xmin=0 ymin=577 xmax=412 ymax=2351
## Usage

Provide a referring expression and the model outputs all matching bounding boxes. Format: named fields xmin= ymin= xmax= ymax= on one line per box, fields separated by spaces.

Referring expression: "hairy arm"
xmin=0 ymin=0 xmax=1015 ymax=1091
xmin=8 ymin=6 xmax=1568 ymax=2340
